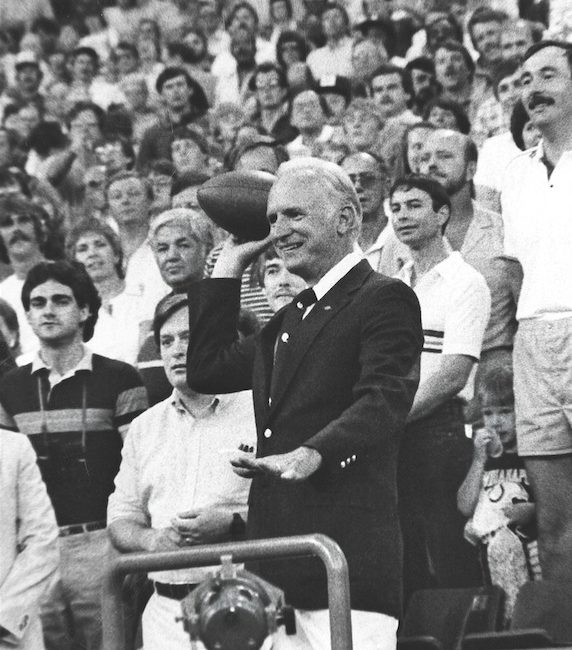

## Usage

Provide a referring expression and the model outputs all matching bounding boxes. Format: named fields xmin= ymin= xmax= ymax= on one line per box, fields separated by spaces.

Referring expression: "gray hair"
xmin=149 ymin=208 xmax=214 ymax=249
xmin=275 ymin=157 xmax=362 ymax=238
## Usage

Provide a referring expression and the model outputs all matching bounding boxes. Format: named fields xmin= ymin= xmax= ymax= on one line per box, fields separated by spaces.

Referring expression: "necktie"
xmin=271 ymin=288 xmax=317 ymax=396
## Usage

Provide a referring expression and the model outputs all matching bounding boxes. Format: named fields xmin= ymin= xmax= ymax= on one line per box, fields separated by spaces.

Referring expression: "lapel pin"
xmin=324 ymin=305 xmax=332 ymax=311
xmin=281 ymin=332 xmax=289 ymax=342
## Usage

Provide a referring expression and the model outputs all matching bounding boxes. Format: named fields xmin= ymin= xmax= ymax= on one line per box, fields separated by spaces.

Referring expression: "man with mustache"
xmin=0 ymin=195 xmax=49 ymax=356
xmin=500 ymin=40 xmax=572 ymax=580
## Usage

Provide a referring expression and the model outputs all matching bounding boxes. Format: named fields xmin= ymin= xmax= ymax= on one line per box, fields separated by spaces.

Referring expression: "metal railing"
xmin=102 ymin=533 xmax=352 ymax=650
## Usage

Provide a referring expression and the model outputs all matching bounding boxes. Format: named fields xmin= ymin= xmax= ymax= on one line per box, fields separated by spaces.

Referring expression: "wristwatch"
xmin=229 ymin=512 xmax=246 ymax=540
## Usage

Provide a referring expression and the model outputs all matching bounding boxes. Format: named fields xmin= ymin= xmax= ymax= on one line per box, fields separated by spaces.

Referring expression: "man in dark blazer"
xmin=187 ymin=157 xmax=423 ymax=649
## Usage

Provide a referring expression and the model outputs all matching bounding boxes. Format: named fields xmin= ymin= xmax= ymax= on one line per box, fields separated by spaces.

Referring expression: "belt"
xmin=59 ymin=520 xmax=106 ymax=537
xmin=154 ymin=581 xmax=199 ymax=600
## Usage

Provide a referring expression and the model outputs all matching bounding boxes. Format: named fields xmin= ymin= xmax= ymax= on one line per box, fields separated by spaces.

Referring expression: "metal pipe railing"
xmin=102 ymin=533 xmax=352 ymax=650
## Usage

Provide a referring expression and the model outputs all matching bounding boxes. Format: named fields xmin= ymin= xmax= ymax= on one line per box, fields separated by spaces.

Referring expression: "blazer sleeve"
xmin=187 ymin=278 xmax=257 ymax=394
xmin=304 ymin=281 xmax=423 ymax=470
xmin=0 ymin=435 xmax=59 ymax=641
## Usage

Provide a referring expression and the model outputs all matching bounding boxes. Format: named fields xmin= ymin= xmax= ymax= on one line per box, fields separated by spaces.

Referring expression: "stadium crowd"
xmin=0 ymin=0 xmax=572 ymax=647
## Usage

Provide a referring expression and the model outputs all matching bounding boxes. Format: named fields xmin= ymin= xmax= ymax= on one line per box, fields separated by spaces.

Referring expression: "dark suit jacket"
xmin=187 ymin=260 xmax=423 ymax=618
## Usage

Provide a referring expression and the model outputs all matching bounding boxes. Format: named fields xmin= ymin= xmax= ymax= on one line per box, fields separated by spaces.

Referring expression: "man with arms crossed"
xmin=187 ymin=157 xmax=423 ymax=649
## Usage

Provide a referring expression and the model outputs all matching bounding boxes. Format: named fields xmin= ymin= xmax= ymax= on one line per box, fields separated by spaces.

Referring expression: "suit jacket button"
xmin=340 ymin=461 xmax=346 ymax=468
xmin=352 ymin=454 xmax=356 ymax=461
xmin=268 ymin=397 xmax=272 ymax=406
xmin=263 ymin=428 xmax=272 ymax=438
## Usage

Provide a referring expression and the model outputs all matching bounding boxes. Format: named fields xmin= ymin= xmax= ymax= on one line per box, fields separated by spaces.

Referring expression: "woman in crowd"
xmin=67 ymin=217 xmax=148 ymax=366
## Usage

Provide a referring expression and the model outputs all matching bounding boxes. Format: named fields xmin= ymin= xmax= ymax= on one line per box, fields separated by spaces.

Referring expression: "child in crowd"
xmin=457 ymin=364 xmax=541 ymax=623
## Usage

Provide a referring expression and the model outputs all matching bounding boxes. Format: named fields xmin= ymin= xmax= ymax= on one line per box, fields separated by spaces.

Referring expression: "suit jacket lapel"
xmin=265 ymin=260 xmax=373 ymax=417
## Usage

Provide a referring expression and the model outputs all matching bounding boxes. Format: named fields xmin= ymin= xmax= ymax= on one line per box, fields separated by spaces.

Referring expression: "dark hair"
xmin=166 ymin=42 xmax=196 ymax=65
xmin=425 ymin=12 xmax=463 ymax=46
xmin=468 ymin=8 xmax=506 ymax=47
xmin=67 ymin=218 xmax=125 ymax=279
xmin=403 ymin=56 xmax=435 ymax=97
xmin=104 ymin=104 xmax=134 ymax=140
xmin=154 ymin=67 xmax=209 ymax=116
xmin=250 ymin=61 xmax=288 ymax=92
xmin=370 ymin=63 xmax=407 ymax=95
xmin=491 ymin=58 xmax=521 ymax=99
xmin=509 ymin=99 xmax=531 ymax=150
xmin=390 ymin=173 xmax=451 ymax=216
xmin=170 ymin=170 xmax=210 ymax=196
xmin=71 ymin=46 xmax=100 ymax=68
xmin=0 ymin=195 xmax=49 ymax=264
xmin=153 ymin=293 xmax=188 ymax=345
xmin=227 ymin=2 xmax=260 ymax=28
xmin=423 ymin=98 xmax=471 ymax=135
xmin=522 ymin=39 xmax=572 ymax=74
xmin=150 ymin=159 xmax=177 ymax=178
xmin=477 ymin=363 xmax=514 ymax=407
xmin=31 ymin=16 xmax=61 ymax=36
xmin=21 ymin=260 xmax=101 ymax=342
xmin=276 ymin=30 xmax=310 ymax=67
xmin=66 ymin=101 xmax=106 ymax=131
xmin=435 ymin=40 xmax=476 ymax=78
xmin=28 ymin=122 xmax=67 ymax=157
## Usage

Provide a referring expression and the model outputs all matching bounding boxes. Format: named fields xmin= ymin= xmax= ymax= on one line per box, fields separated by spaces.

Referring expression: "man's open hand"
xmin=231 ymin=446 xmax=322 ymax=481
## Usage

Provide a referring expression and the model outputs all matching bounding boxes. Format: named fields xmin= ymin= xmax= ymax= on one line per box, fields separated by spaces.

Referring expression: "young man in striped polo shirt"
xmin=389 ymin=174 xmax=491 ymax=604
xmin=0 ymin=260 xmax=148 ymax=650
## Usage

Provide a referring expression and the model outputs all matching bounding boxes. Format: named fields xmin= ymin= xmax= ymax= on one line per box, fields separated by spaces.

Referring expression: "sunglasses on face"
xmin=0 ymin=214 xmax=33 ymax=228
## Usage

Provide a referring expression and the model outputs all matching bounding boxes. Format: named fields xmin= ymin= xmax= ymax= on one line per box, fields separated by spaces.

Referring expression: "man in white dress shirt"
xmin=108 ymin=294 xmax=256 ymax=650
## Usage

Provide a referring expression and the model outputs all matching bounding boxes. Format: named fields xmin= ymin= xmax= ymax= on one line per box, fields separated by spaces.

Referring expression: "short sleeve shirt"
xmin=396 ymin=252 xmax=491 ymax=402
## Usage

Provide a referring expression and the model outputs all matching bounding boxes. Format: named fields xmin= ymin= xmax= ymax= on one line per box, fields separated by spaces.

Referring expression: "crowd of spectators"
xmin=1 ymin=0 xmax=572 ymax=647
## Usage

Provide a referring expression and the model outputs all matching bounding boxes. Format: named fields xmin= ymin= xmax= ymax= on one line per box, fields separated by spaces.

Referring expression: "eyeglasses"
xmin=347 ymin=173 xmax=382 ymax=188
xmin=0 ymin=214 xmax=32 ymax=228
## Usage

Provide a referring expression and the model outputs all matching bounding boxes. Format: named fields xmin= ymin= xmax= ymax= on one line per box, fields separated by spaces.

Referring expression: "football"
xmin=197 ymin=170 xmax=275 ymax=241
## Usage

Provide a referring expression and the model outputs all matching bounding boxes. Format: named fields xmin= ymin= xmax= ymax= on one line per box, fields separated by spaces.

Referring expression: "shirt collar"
xmin=399 ymin=251 xmax=461 ymax=286
xmin=170 ymin=389 xmax=220 ymax=417
xmin=312 ymin=249 xmax=363 ymax=302
xmin=363 ymin=222 xmax=392 ymax=255
xmin=31 ymin=345 xmax=93 ymax=376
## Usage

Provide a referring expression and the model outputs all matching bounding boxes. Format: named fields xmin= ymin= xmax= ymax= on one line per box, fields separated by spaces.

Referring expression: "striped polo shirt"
xmin=0 ymin=351 xmax=148 ymax=526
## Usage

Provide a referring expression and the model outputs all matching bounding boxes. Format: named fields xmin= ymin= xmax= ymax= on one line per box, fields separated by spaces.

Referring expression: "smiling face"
xmin=26 ymin=279 xmax=88 ymax=345
xmin=390 ymin=185 xmax=447 ymax=250
xmin=267 ymin=168 xmax=354 ymax=285
xmin=501 ymin=23 xmax=532 ymax=61
xmin=520 ymin=46 xmax=572 ymax=130
xmin=497 ymin=70 xmax=522 ymax=115
xmin=160 ymin=305 xmax=190 ymax=390
xmin=262 ymin=256 xmax=307 ymax=312
xmin=74 ymin=232 xmax=119 ymax=283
